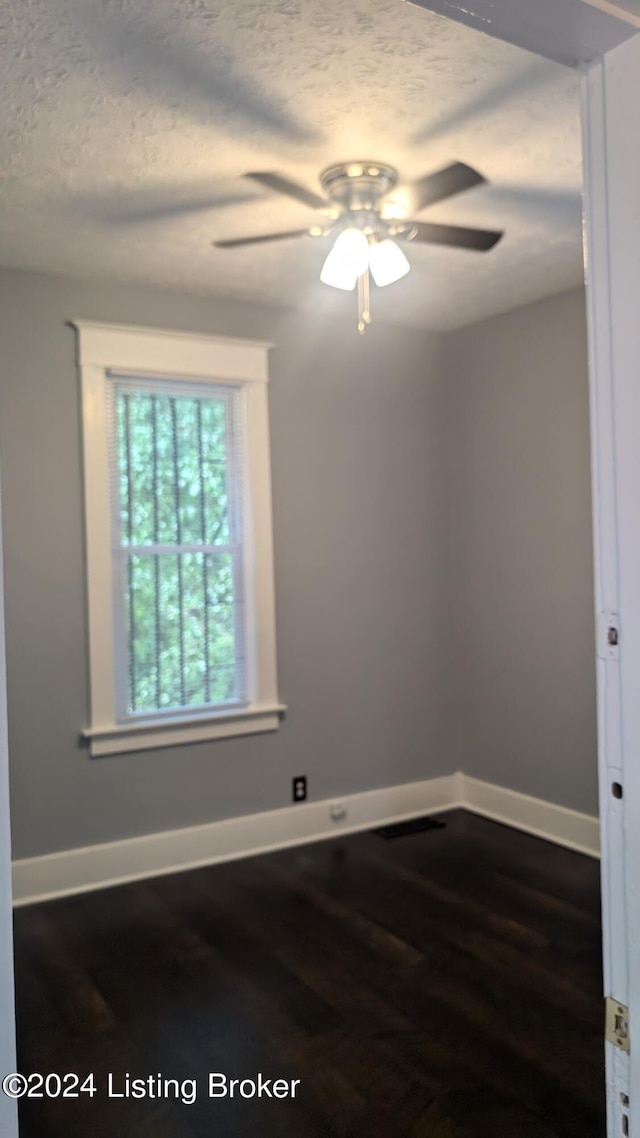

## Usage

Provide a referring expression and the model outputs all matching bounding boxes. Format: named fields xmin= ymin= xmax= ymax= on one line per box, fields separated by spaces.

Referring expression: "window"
xmin=74 ymin=322 xmax=282 ymax=756
xmin=113 ymin=379 xmax=246 ymax=716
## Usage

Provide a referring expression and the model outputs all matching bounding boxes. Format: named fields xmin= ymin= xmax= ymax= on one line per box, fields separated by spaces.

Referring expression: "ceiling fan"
xmin=214 ymin=160 xmax=504 ymax=332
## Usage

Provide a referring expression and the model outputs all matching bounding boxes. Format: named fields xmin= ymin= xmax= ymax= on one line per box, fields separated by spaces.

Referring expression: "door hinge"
xmin=606 ymin=996 xmax=630 ymax=1053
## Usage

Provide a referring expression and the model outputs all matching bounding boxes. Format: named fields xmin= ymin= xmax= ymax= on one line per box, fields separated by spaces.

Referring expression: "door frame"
xmin=407 ymin=1 xmax=638 ymax=1134
xmin=0 ymin=478 xmax=18 ymax=1138
xmin=580 ymin=56 xmax=630 ymax=1136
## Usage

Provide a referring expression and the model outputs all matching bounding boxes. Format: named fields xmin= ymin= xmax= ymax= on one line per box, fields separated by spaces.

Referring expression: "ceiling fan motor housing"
xmin=320 ymin=162 xmax=398 ymax=213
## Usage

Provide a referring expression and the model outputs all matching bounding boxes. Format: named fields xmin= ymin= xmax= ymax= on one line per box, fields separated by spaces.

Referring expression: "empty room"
xmin=0 ymin=1 xmax=609 ymax=1136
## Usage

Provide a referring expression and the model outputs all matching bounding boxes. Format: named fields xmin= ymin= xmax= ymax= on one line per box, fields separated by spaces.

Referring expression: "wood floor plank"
xmin=12 ymin=810 xmax=605 ymax=1138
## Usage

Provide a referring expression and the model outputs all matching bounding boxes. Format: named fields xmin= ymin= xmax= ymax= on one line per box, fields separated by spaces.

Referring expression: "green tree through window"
xmin=113 ymin=383 xmax=245 ymax=717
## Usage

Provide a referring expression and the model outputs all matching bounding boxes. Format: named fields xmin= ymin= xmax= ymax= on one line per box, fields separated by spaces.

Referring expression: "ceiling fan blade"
xmin=214 ymin=228 xmax=310 ymax=249
xmin=402 ymin=162 xmax=487 ymax=215
xmin=399 ymin=221 xmax=503 ymax=252
xmin=244 ymin=172 xmax=330 ymax=211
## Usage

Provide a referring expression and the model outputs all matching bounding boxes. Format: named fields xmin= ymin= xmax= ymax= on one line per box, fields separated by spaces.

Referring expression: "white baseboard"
xmin=11 ymin=771 xmax=599 ymax=907
xmin=11 ymin=773 xmax=460 ymax=907
xmin=461 ymin=774 xmax=600 ymax=858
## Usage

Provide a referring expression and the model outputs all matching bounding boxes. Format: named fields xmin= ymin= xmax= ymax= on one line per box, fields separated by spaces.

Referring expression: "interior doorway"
xmin=3 ymin=2 xmax=637 ymax=1138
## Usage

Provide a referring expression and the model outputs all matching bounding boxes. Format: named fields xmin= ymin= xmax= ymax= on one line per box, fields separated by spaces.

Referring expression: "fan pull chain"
xmin=357 ymin=269 xmax=372 ymax=334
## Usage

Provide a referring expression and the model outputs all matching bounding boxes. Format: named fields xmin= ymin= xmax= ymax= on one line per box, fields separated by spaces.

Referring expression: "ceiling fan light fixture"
xmin=368 ymin=239 xmax=411 ymax=287
xmin=380 ymin=200 xmax=407 ymax=221
xmin=320 ymin=227 xmax=369 ymax=290
xmin=219 ymin=160 xmax=502 ymax=331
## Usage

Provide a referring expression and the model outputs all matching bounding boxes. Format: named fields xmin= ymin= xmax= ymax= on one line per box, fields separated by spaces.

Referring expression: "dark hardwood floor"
xmin=12 ymin=810 xmax=605 ymax=1137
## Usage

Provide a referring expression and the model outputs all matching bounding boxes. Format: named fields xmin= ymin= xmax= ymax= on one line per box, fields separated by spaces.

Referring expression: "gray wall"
xmin=0 ymin=269 xmax=598 ymax=859
xmin=0 ymin=268 xmax=454 ymax=859
xmin=446 ymin=288 xmax=598 ymax=815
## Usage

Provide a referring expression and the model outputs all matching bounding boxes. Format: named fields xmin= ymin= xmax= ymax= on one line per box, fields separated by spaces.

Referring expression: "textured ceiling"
xmin=0 ymin=0 xmax=583 ymax=331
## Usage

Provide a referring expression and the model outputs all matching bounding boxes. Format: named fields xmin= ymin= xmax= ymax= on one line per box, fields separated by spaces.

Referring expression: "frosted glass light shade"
xmin=368 ymin=239 xmax=410 ymax=287
xmin=320 ymin=252 xmax=357 ymax=290
xmin=320 ymin=227 xmax=369 ymax=290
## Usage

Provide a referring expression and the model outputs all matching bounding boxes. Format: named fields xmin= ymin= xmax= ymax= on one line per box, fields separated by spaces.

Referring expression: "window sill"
xmin=82 ymin=704 xmax=287 ymax=757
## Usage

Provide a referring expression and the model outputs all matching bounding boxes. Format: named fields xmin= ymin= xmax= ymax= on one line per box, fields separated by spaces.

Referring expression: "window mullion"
xmin=196 ymin=400 xmax=212 ymax=706
xmin=170 ymin=397 xmax=186 ymax=706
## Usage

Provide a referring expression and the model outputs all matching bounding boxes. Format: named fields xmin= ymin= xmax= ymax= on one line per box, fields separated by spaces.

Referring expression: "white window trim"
xmin=72 ymin=321 xmax=285 ymax=757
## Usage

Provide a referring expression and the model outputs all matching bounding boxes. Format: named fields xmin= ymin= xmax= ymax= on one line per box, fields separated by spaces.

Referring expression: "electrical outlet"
xmin=292 ymin=776 xmax=307 ymax=803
